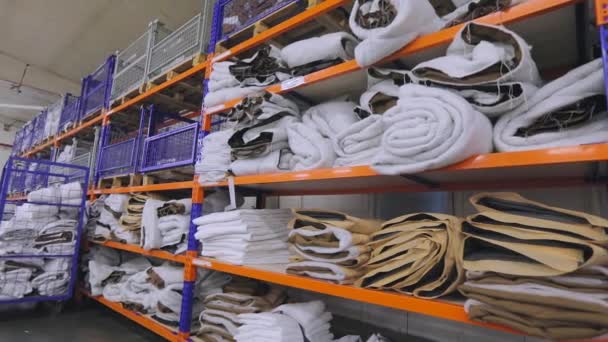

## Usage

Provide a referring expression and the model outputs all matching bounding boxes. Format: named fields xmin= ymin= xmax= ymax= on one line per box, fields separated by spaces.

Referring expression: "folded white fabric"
xmin=205 ymin=86 xmax=263 ymax=108
xmin=0 ymin=217 xmax=52 ymax=240
xmin=334 ymin=115 xmax=384 ymax=167
xmin=14 ymin=204 xmax=58 ymax=221
xmin=287 ymin=122 xmax=336 ymax=171
xmin=32 ymin=271 xmax=69 ymax=296
xmin=196 ymin=129 xmax=234 ymax=183
xmin=209 ymin=62 xmax=240 ymax=91
xmin=0 ymin=268 xmax=33 ymax=298
xmin=281 ymin=32 xmax=359 ymax=68
xmin=349 ymin=0 xmax=442 ymax=66
xmin=105 ymin=194 xmax=129 ymax=214
xmin=193 ymin=209 xmax=293 ymax=227
xmin=230 ymin=148 xmax=294 ymax=176
xmin=39 ymin=219 xmax=78 ymax=235
xmin=141 ymin=199 xmax=164 ymax=250
xmin=494 ymin=58 xmax=608 ymax=152
xmin=273 ymin=301 xmax=333 ymax=342
xmin=302 ymin=100 xmax=359 ymax=142
xmin=372 ymin=84 xmax=493 ymax=174
xmin=60 ymin=182 xmax=83 ymax=201
xmin=27 ymin=185 xmax=60 ymax=203
xmin=147 ymin=263 xmax=184 ymax=289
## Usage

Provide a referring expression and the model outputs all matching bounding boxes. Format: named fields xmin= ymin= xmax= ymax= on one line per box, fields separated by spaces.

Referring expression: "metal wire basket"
xmin=80 ymin=55 xmax=116 ymax=121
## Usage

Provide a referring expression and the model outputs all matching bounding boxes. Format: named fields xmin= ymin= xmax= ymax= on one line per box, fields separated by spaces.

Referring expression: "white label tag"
xmin=205 ymin=104 xmax=225 ymax=114
xmin=225 ymin=176 xmax=237 ymax=211
xmin=193 ymin=259 xmax=212 ymax=268
xmin=281 ymin=76 xmax=305 ymax=91
xmin=212 ymin=50 xmax=232 ymax=62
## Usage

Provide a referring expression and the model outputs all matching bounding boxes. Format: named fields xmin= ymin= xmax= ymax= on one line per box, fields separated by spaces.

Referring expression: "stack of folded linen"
xmin=85 ymin=198 xmax=103 ymax=241
xmin=494 ymin=58 xmax=608 ymax=152
xmin=411 ymin=22 xmax=541 ymax=118
xmin=204 ymin=45 xmax=289 ymax=108
xmin=32 ymin=258 xmax=71 ymax=296
xmin=100 ymin=194 xmax=140 ymax=244
xmin=193 ymin=209 xmax=293 ymax=265
xmin=281 ymin=32 xmax=358 ymax=76
xmin=0 ymin=259 xmax=41 ymax=299
xmin=228 ymin=93 xmax=301 ymax=176
xmin=141 ymin=198 xmax=191 ymax=254
xmin=356 ymin=213 xmax=464 ymax=298
xmin=198 ymin=278 xmax=286 ymax=341
xmin=34 ymin=219 xmax=78 ymax=254
xmin=349 ymin=0 xmax=442 ymax=66
xmin=371 ymin=84 xmax=493 ymax=175
xmin=118 ymin=193 xmax=149 ymax=234
xmin=286 ymin=209 xmax=381 ymax=285
xmin=459 ymin=192 xmax=608 ymax=339
xmin=84 ymin=245 xmax=121 ymax=295
xmin=94 ymin=256 xmax=152 ymax=299
xmin=235 ymin=300 xmax=334 ymax=342
xmin=196 ymin=129 xmax=234 ymax=183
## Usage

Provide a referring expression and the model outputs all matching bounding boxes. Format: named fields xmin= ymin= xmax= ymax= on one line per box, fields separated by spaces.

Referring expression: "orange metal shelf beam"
xmin=90 ymin=240 xmax=188 ymax=264
xmin=204 ymin=0 xmax=581 ymax=116
xmin=92 ymin=181 xmax=195 ymax=195
xmin=201 ymin=143 xmax=608 ymax=190
xmin=191 ymin=258 xmax=518 ymax=334
xmin=82 ymin=290 xmax=178 ymax=341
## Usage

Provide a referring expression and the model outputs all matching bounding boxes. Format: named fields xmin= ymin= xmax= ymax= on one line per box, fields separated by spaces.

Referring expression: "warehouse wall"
xmin=0 ymin=126 xmax=17 ymax=168
xmin=275 ymin=187 xmax=606 ymax=341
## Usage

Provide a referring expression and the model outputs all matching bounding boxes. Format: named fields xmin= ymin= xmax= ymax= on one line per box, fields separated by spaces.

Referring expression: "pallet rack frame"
xmin=12 ymin=0 xmax=608 ymax=341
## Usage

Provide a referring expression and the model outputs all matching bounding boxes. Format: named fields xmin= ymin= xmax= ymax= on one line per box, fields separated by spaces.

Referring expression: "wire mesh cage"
xmin=140 ymin=105 xmax=200 ymax=173
xmin=45 ymin=97 xmax=65 ymax=140
xmin=96 ymin=107 xmax=147 ymax=180
xmin=11 ymin=128 xmax=23 ymax=157
xmin=147 ymin=9 xmax=212 ymax=81
xmin=211 ymin=0 xmax=304 ymax=48
xmin=80 ymin=55 xmax=116 ymax=121
xmin=110 ymin=21 xmax=172 ymax=105
xmin=58 ymin=94 xmax=80 ymax=133
xmin=70 ymin=128 xmax=101 ymax=185
xmin=32 ymin=111 xmax=47 ymax=147
xmin=0 ymin=157 xmax=88 ymax=303
xmin=20 ymin=122 xmax=34 ymax=155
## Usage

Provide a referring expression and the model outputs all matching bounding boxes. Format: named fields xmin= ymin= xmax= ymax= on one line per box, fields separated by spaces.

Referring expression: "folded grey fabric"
xmin=229 ymin=45 xmax=290 ymax=87
xmin=462 ymin=192 xmax=608 ymax=276
xmin=281 ymin=32 xmax=358 ymax=76
xmin=411 ymin=22 xmax=541 ymax=118
xmin=494 ymin=58 xmax=608 ymax=151
xmin=357 ymin=213 xmax=464 ymax=298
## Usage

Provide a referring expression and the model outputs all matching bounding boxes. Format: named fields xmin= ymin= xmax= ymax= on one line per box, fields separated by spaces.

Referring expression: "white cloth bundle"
xmin=209 ymin=62 xmax=240 ymax=92
xmin=359 ymin=79 xmax=400 ymax=115
xmin=230 ymin=148 xmax=294 ymax=176
xmin=280 ymin=32 xmax=359 ymax=68
xmin=205 ymin=86 xmax=263 ymax=108
xmin=14 ymin=204 xmax=58 ymax=221
xmin=0 ymin=268 xmax=33 ymax=298
xmin=141 ymin=199 xmax=164 ymax=250
xmin=372 ymin=84 xmax=493 ymax=174
xmin=334 ymin=115 xmax=383 ymax=167
xmin=39 ymin=219 xmax=78 ymax=235
xmin=105 ymin=194 xmax=129 ymax=214
xmin=193 ymin=209 xmax=293 ymax=228
xmin=27 ymin=185 xmax=60 ymax=203
xmin=32 ymin=271 xmax=69 ymax=296
xmin=60 ymin=182 xmax=83 ymax=201
xmin=349 ymin=0 xmax=442 ymax=66
xmin=0 ymin=217 xmax=51 ymax=241
xmin=158 ymin=215 xmax=190 ymax=247
xmin=494 ymin=58 xmax=608 ymax=151
xmin=287 ymin=122 xmax=336 ymax=171
xmin=196 ymin=129 xmax=234 ymax=183
xmin=302 ymin=100 xmax=359 ymax=141
xmin=147 ymin=263 xmax=184 ymax=289
xmin=231 ymin=115 xmax=298 ymax=153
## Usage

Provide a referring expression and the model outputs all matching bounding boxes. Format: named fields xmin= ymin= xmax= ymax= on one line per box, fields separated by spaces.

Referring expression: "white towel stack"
xmin=196 ymin=129 xmax=234 ymax=183
xmin=97 ymin=194 xmax=139 ymax=244
xmin=141 ymin=198 xmax=192 ymax=254
xmin=235 ymin=301 xmax=334 ymax=342
xmin=193 ymin=209 xmax=293 ymax=265
xmin=205 ymin=61 xmax=262 ymax=108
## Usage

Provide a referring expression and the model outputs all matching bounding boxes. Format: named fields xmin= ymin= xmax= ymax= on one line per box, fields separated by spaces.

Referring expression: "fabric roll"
xmin=301 ymin=100 xmax=359 ymax=141
xmin=358 ymin=80 xmax=401 ymax=116
xmin=334 ymin=115 xmax=383 ymax=167
xmin=281 ymin=31 xmax=358 ymax=69
xmin=286 ymin=261 xmax=363 ymax=285
xmin=229 ymin=114 xmax=298 ymax=159
xmin=292 ymin=209 xmax=382 ymax=235
xmin=371 ymin=84 xmax=493 ymax=175
xmin=349 ymin=0 xmax=442 ymax=66
xmin=230 ymin=148 xmax=294 ymax=176
xmin=357 ymin=213 xmax=464 ymax=298
xmin=204 ymin=87 xmax=263 ymax=108
xmin=229 ymin=45 xmax=290 ymax=87
xmin=286 ymin=122 xmax=336 ymax=171
xmin=494 ymin=58 xmax=608 ymax=151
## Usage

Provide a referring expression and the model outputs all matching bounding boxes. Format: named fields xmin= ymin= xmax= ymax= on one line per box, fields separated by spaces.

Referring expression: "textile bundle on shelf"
xmin=494 ymin=58 xmax=608 ymax=151
xmin=286 ymin=209 xmax=381 ymax=284
xmin=349 ymin=0 xmax=442 ymax=66
xmin=371 ymin=84 xmax=493 ymax=175
xmin=196 ymin=129 xmax=234 ymax=183
xmin=141 ymin=198 xmax=192 ymax=254
xmin=357 ymin=213 xmax=464 ymax=298
xmin=411 ymin=22 xmax=542 ymax=118
xmin=193 ymin=209 xmax=293 ymax=265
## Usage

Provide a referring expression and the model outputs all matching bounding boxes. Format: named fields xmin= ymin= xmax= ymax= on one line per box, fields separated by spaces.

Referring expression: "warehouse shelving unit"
xmin=11 ymin=0 xmax=608 ymax=341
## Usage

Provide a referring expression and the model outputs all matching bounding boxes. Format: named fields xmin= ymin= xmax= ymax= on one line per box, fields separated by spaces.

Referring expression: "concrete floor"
xmin=0 ymin=302 xmax=164 ymax=342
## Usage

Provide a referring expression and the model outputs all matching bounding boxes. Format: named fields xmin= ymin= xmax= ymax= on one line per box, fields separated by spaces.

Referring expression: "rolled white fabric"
xmin=372 ymin=84 xmax=492 ymax=174
xmin=204 ymin=86 xmax=262 ymax=108
xmin=280 ymin=32 xmax=359 ymax=68
xmin=141 ymin=199 xmax=164 ymax=250
xmin=287 ymin=123 xmax=336 ymax=171
xmin=359 ymin=80 xmax=400 ymax=115
xmin=230 ymin=149 xmax=294 ymax=176
xmin=302 ymin=100 xmax=359 ymax=140
xmin=27 ymin=186 xmax=60 ymax=203
xmin=196 ymin=129 xmax=234 ymax=183
xmin=334 ymin=115 xmax=383 ymax=167
xmin=349 ymin=0 xmax=442 ymax=66
xmin=494 ymin=58 xmax=608 ymax=152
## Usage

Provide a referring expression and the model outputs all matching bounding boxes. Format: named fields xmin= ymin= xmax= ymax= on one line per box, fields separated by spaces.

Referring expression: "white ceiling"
xmin=0 ymin=0 xmax=205 ymax=123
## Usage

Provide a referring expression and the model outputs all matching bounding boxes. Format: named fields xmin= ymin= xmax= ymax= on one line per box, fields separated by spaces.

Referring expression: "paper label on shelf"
xmin=225 ymin=176 xmax=237 ymax=211
xmin=281 ymin=76 xmax=305 ymax=91
xmin=205 ymin=104 xmax=225 ymax=114
xmin=212 ymin=50 xmax=232 ymax=62
xmin=194 ymin=259 xmax=212 ymax=268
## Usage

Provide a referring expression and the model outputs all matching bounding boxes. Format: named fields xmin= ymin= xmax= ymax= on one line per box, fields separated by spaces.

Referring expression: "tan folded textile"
xmin=288 ymin=225 xmax=370 ymax=249
xmin=196 ymin=332 xmax=234 ymax=342
xmin=462 ymin=211 xmax=608 ymax=276
xmin=119 ymin=214 xmax=142 ymax=231
xmin=356 ymin=213 xmax=464 ymax=298
xmin=289 ymin=245 xmax=370 ymax=267
xmin=286 ymin=261 xmax=363 ymax=285
xmin=470 ymin=192 xmax=608 ymax=244
xmin=466 ymin=299 xmax=608 ymax=340
xmin=292 ymin=209 xmax=382 ymax=235
xmin=198 ymin=323 xmax=235 ymax=341
xmin=203 ymin=286 xmax=286 ymax=314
